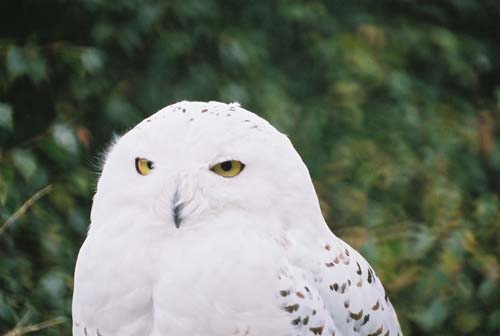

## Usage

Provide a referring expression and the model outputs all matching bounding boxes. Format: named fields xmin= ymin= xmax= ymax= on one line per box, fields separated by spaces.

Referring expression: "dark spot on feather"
xmin=201 ymin=109 xmax=208 ymax=113
xmin=296 ymin=291 xmax=305 ymax=298
xmin=312 ymin=309 xmax=317 ymax=315
xmin=325 ymin=244 xmax=331 ymax=251
xmin=284 ymin=303 xmax=300 ymax=313
xmin=305 ymin=286 xmax=310 ymax=292
xmin=362 ymin=314 xmax=370 ymax=326
xmin=309 ymin=326 xmax=324 ymax=335
xmin=303 ymin=316 xmax=309 ymax=325
xmin=356 ymin=262 xmax=362 ymax=275
xmin=345 ymin=248 xmax=350 ymax=256
xmin=280 ymin=290 xmax=290 ymax=297
xmin=291 ymin=317 xmax=301 ymax=325
xmin=368 ymin=326 xmax=384 ymax=336
xmin=350 ymin=309 xmax=363 ymax=320
xmin=372 ymin=300 xmax=380 ymax=311
xmin=332 ymin=283 xmax=339 ymax=291
xmin=325 ymin=262 xmax=335 ymax=267
xmin=344 ymin=299 xmax=350 ymax=308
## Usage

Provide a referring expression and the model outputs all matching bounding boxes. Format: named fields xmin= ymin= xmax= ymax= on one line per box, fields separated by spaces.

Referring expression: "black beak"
xmin=173 ymin=203 xmax=183 ymax=229
xmin=172 ymin=189 xmax=183 ymax=229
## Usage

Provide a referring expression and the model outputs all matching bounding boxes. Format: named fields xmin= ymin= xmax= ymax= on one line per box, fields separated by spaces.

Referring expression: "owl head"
xmin=90 ymin=101 xmax=323 ymax=234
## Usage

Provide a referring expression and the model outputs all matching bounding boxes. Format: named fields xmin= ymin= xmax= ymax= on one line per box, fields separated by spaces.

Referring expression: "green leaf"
xmin=11 ymin=149 xmax=37 ymax=181
xmin=27 ymin=53 xmax=48 ymax=83
xmin=80 ymin=48 xmax=104 ymax=73
xmin=52 ymin=124 xmax=79 ymax=154
xmin=38 ymin=271 xmax=66 ymax=308
xmin=454 ymin=311 xmax=481 ymax=333
xmin=0 ymin=103 xmax=13 ymax=130
xmin=413 ymin=299 xmax=449 ymax=331
xmin=5 ymin=46 xmax=27 ymax=77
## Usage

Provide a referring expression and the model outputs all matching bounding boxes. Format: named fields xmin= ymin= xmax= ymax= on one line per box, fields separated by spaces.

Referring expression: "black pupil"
xmin=220 ymin=161 xmax=232 ymax=171
xmin=146 ymin=161 xmax=154 ymax=169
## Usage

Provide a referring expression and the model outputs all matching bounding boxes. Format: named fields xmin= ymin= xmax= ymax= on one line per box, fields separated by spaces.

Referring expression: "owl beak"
xmin=172 ymin=188 xmax=183 ymax=229
xmin=173 ymin=202 xmax=183 ymax=229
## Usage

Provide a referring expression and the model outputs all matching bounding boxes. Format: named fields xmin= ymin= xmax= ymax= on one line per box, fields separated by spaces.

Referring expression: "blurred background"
xmin=1 ymin=0 xmax=500 ymax=335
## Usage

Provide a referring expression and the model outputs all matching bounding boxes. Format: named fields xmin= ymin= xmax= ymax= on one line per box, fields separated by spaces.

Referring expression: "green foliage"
xmin=1 ymin=0 xmax=500 ymax=334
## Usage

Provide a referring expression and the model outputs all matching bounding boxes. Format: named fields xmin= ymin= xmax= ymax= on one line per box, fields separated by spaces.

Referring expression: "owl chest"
xmin=149 ymin=233 xmax=292 ymax=335
xmin=74 ymin=228 xmax=294 ymax=335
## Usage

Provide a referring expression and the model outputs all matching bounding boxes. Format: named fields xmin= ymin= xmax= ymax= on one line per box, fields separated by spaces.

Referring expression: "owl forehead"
xmin=126 ymin=101 xmax=274 ymax=160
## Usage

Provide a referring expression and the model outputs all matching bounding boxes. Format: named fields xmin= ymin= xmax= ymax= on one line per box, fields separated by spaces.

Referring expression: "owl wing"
xmin=280 ymin=236 xmax=402 ymax=336
xmin=277 ymin=265 xmax=342 ymax=335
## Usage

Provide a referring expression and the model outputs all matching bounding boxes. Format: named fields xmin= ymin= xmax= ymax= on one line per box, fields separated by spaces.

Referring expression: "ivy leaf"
xmin=0 ymin=103 xmax=13 ymax=130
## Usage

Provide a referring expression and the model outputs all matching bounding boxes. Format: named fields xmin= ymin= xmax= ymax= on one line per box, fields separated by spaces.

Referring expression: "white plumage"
xmin=72 ymin=101 xmax=401 ymax=336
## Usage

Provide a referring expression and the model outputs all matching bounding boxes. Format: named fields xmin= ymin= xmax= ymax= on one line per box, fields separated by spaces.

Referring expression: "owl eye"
xmin=211 ymin=160 xmax=245 ymax=178
xmin=135 ymin=157 xmax=154 ymax=176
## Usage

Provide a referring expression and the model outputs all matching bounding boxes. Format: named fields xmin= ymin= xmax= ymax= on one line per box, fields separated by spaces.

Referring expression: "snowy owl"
xmin=72 ymin=101 xmax=401 ymax=336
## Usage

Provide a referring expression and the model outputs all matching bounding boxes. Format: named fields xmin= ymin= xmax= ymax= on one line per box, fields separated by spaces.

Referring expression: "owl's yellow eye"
xmin=211 ymin=160 xmax=244 ymax=178
xmin=135 ymin=157 xmax=154 ymax=176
